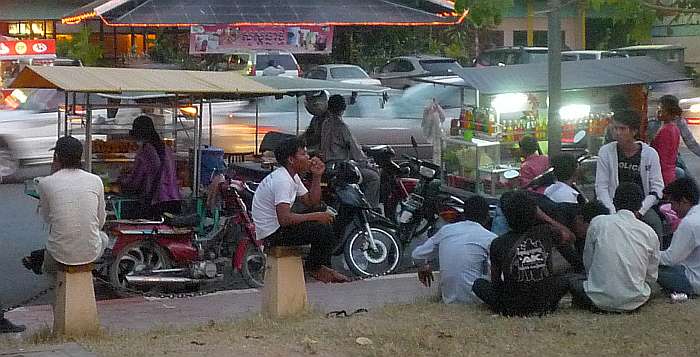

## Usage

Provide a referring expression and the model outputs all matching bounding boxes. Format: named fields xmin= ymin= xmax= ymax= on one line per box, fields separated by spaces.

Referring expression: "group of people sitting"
xmin=412 ymin=94 xmax=700 ymax=316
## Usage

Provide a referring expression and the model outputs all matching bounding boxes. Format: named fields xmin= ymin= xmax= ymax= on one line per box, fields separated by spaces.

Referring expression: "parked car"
xmin=613 ymin=45 xmax=685 ymax=71
xmin=475 ymin=47 xmax=549 ymax=67
xmin=304 ymin=64 xmax=382 ymax=86
xmin=562 ymin=50 xmax=627 ymax=61
xmin=246 ymin=51 xmax=302 ymax=77
xmin=373 ymin=55 xmax=462 ymax=89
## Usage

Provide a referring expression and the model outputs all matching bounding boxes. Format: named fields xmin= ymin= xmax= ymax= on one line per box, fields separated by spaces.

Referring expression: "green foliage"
xmin=56 ymin=27 xmax=103 ymax=66
xmin=454 ymin=0 xmax=515 ymax=28
xmin=147 ymin=30 xmax=188 ymax=64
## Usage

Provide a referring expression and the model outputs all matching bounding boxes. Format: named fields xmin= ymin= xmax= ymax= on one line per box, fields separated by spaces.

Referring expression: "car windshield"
xmin=329 ymin=66 xmax=368 ymax=79
xmin=255 ymin=54 xmax=297 ymax=70
xmin=419 ymin=60 xmax=461 ymax=73
xmin=527 ymin=52 xmax=549 ymax=63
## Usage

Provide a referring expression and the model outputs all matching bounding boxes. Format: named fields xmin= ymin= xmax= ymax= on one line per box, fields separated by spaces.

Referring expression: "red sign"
xmin=189 ymin=25 xmax=333 ymax=54
xmin=0 ymin=39 xmax=56 ymax=60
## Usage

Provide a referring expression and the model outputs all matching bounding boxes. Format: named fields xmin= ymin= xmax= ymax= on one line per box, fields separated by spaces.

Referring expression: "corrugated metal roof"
xmin=453 ymin=57 xmax=690 ymax=95
xmin=9 ymin=65 xmax=283 ymax=95
xmin=101 ymin=0 xmax=457 ymax=25
xmin=0 ymin=0 xmax=90 ymax=20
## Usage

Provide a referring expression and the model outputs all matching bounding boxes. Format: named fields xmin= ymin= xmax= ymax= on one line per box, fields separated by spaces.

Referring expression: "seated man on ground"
xmin=545 ymin=153 xmax=585 ymax=205
xmin=658 ymin=178 xmax=700 ymax=296
xmin=569 ymin=183 xmax=660 ymax=313
xmin=411 ymin=195 xmax=497 ymax=304
xmin=472 ymin=191 xmax=568 ymax=316
xmin=251 ymin=137 xmax=349 ymax=283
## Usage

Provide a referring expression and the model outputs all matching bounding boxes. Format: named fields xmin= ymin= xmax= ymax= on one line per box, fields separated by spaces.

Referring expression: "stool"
xmin=261 ymin=246 xmax=310 ymax=318
xmin=53 ymin=263 xmax=99 ymax=336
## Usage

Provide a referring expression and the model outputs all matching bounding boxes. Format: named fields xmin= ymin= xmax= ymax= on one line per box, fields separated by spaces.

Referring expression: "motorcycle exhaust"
xmin=124 ymin=275 xmax=222 ymax=284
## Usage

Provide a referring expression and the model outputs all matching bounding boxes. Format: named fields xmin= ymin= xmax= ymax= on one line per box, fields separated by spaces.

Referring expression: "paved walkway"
xmin=0 ymin=343 xmax=95 ymax=357
xmin=5 ymin=273 xmax=436 ymax=335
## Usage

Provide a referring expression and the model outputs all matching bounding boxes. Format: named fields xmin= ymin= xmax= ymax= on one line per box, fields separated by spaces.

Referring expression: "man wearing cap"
xmin=38 ymin=136 xmax=107 ymax=276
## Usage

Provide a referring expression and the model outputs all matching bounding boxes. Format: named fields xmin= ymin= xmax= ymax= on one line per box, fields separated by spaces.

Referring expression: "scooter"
xmin=102 ymin=176 xmax=265 ymax=293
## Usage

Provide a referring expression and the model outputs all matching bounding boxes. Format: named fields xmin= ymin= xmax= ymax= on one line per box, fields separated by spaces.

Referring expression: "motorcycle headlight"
xmin=419 ymin=166 xmax=436 ymax=179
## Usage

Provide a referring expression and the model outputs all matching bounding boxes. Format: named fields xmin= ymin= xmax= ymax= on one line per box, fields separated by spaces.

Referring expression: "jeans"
xmin=266 ymin=221 xmax=343 ymax=271
xmin=657 ymin=265 xmax=695 ymax=295
xmin=641 ymin=208 xmax=663 ymax=240
xmin=359 ymin=166 xmax=380 ymax=208
xmin=567 ymin=274 xmax=597 ymax=311
xmin=472 ymin=276 xmax=569 ymax=317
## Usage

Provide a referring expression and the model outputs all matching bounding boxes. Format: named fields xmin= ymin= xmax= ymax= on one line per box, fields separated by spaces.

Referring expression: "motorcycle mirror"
xmin=573 ymin=130 xmax=587 ymax=144
xmin=503 ymin=169 xmax=520 ymax=180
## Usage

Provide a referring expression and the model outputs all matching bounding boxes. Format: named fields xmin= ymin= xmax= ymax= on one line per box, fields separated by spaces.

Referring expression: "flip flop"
xmin=325 ymin=308 xmax=368 ymax=318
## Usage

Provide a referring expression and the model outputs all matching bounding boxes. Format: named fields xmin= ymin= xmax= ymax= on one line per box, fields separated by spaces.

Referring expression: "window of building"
xmin=6 ymin=21 xmax=53 ymax=39
xmin=513 ymin=30 xmax=566 ymax=47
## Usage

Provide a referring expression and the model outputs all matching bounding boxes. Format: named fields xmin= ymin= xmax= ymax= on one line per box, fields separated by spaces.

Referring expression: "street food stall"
xmin=9 ymin=65 xmax=282 ymax=207
xmin=418 ymin=57 xmax=690 ymax=196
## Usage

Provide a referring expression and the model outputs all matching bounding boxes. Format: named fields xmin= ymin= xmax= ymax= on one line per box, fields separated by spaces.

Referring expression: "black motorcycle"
xmin=324 ymin=161 xmax=402 ymax=277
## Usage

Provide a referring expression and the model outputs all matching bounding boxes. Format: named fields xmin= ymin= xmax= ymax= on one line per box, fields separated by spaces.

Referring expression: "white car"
xmin=304 ymin=64 xmax=382 ymax=86
xmin=562 ymin=50 xmax=627 ymax=61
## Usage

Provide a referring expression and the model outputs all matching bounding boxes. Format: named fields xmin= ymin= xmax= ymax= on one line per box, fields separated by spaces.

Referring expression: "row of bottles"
xmin=450 ymin=109 xmax=613 ymax=142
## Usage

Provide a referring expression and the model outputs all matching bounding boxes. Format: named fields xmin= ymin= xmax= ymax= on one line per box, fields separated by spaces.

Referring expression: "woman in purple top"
xmin=120 ymin=115 xmax=181 ymax=218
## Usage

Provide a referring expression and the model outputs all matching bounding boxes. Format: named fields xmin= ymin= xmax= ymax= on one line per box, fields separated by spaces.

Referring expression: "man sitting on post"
xmin=38 ymin=136 xmax=107 ymax=284
xmin=658 ymin=178 xmax=700 ymax=296
xmin=412 ymin=195 xmax=497 ymax=304
xmin=568 ymin=182 xmax=660 ymax=313
xmin=252 ymin=137 xmax=349 ymax=283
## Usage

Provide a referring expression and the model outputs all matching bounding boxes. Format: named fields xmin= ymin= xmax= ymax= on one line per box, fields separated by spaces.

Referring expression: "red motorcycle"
xmin=102 ymin=177 xmax=266 ymax=294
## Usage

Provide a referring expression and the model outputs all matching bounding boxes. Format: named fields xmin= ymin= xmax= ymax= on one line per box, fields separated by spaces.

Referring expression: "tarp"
xmin=9 ymin=65 xmax=283 ymax=96
xmin=452 ymin=57 xmax=690 ymax=95
xmin=251 ymin=76 xmax=389 ymax=94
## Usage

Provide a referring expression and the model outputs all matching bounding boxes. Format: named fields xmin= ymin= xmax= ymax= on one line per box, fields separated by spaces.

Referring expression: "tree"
xmin=56 ymin=27 xmax=103 ymax=66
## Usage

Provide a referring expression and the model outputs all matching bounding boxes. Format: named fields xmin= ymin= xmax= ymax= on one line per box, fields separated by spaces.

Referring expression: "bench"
xmin=53 ymin=262 xmax=99 ymax=336
xmin=261 ymin=245 xmax=310 ymax=318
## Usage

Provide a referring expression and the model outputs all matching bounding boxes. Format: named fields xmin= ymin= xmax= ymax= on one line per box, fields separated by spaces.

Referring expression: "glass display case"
xmin=442 ymin=136 xmax=519 ymax=195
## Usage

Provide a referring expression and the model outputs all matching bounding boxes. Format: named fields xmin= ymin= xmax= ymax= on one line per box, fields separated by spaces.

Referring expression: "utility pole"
xmin=547 ymin=0 xmax=562 ymax=156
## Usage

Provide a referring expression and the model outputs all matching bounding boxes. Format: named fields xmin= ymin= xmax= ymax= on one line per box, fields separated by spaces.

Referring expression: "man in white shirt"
xmin=252 ymin=137 xmax=348 ymax=283
xmin=569 ymin=182 xmax=660 ymax=312
xmin=658 ymin=178 xmax=700 ymax=295
xmin=38 ymin=136 xmax=107 ymax=274
xmin=545 ymin=153 xmax=583 ymax=204
xmin=412 ymin=195 xmax=497 ymax=304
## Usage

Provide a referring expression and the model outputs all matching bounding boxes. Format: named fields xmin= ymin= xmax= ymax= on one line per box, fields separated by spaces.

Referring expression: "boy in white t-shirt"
xmin=252 ymin=137 xmax=349 ymax=283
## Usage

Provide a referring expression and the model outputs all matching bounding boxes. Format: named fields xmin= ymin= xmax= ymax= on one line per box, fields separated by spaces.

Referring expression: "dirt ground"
xmin=3 ymin=294 xmax=700 ymax=357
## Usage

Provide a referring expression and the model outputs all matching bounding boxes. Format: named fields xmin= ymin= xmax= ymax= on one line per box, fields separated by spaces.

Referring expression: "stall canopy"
xmin=9 ymin=65 xmax=282 ymax=96
xmin=452 ymin=57 xmax=690 ymax=95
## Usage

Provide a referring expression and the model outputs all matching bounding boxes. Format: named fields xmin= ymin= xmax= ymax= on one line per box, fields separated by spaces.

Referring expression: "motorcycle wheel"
xmin=240 ymin=244 xmax=266 ymax=288
xmin=108 ymin=240 xmax=172 ymax=295
xmin=343 ymin=225 xmax=401 ymax=277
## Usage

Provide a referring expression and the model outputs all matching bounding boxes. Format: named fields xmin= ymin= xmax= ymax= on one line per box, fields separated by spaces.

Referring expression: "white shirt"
xmin=411 ymin=220 xmax=497 ymax=304
xmin=544 ymin=181 xmax=579 ymax=204
xmin=583 ymin=210 xmax=660 ymax=312
xmin=251 ymin=167 xmax=308 ymax=240
xmin=38 ymin=169 xmax=106 ymax=265
xmin=595 ymin=142 xmax=664 ymax=215
xmin=660 ymin=205 xmax=700 ymax=294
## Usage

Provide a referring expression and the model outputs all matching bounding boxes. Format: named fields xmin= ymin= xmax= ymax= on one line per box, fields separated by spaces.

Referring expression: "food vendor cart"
xmin=9 ymin=65 xmax=282 ymax=204
xmin=418 ymin=56 xmax=690 ymax=196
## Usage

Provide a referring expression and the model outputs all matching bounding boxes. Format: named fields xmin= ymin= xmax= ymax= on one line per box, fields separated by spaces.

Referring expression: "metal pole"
xmin=296 ymin=95 xmax=300 ymax=136
xmin=208 ymin=99 xmax=213 ymax=145
xmin=547 ymin=0 xmax=562 ymax=157
xmin=85 ymin=94 xmax=92 ymax=172
xmin=171 ymin=98 xmax=177 ymax=149
xmin=255 ymin=99 xmax=259 ymax=154
xmin=194 ymin=98 xmax=204 ymax=197
xmin=64 ymin=92 xmax=69 ymax=136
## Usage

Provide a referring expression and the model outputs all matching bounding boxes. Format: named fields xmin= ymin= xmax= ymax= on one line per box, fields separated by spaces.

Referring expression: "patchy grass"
xmin=4 ymin=295 xmax=700 ymax=357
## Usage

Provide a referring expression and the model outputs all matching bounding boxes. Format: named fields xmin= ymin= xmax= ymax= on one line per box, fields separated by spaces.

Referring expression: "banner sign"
xmin=0 ymin=39 xmax=56 ymax=60
xmin=189 ymin=25 xmax=333 ymax=54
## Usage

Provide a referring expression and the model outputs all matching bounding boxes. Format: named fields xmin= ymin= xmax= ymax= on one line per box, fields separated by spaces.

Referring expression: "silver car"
xmin=304 ymin=64 xmax=382 ymax=86
xmin=373 ymin=55 xmax=462 ymax=89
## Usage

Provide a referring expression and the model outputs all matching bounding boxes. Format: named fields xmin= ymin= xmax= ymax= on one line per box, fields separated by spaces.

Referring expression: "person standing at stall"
xmin=120 ymin=115 xmax=181 ymax=218
xmin=518 ymin=135 xmax=549 ymax=193
xmin=651 ymin=96 xmax=682 ymax=185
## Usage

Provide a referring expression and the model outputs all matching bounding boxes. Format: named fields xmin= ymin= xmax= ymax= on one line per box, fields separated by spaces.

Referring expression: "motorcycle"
xmin=102 ymin=176 xmax=265 ymax=293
